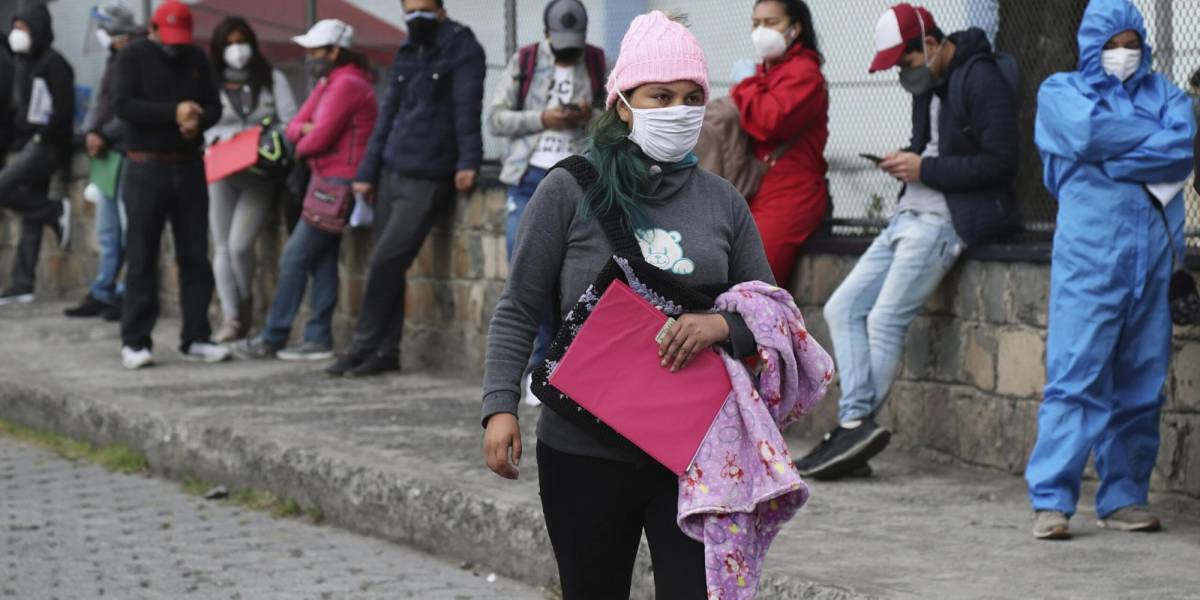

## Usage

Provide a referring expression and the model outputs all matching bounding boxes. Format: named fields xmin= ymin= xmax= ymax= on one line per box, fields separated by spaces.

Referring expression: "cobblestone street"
xmin=0 ymin=437 xmax=546 ymax=600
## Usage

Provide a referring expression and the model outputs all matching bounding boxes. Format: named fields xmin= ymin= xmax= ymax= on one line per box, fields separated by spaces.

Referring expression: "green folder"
xmin=89 ymin=152 xmax=123 ymax=199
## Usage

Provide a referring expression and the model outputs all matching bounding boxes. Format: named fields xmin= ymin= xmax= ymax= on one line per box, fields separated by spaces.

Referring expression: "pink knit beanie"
xmin=605 ymin=10 xmax=709 ymax=108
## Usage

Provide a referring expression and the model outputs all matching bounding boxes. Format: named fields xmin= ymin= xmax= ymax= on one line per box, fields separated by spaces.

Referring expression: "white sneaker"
xmin=181 ymin=342 xmax=231 ymax=364
xmin=522 ymin=372 xmax=542 ymax=407
xmin=121 ymin=346 xmax=154 ymax=370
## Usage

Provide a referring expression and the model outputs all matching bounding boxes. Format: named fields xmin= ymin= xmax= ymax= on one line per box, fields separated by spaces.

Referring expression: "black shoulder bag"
xmin=529 ymin=156 xmax=732 ymax=458
xmin=1144 ymin=186 xmax=1200 ymax=326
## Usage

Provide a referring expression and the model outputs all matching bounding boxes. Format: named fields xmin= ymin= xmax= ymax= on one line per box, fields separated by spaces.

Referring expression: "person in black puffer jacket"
xmin=0 ymin=4 xmax=75 ymax=306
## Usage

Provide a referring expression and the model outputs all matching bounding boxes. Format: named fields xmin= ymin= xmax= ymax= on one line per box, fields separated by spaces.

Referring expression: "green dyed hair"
xmin=581 ymin=106 xmax=654 ymax=233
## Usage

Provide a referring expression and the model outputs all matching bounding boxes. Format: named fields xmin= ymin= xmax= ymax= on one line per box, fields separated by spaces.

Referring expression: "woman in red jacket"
xmin=232 ymin=20 xmax=378 ymax=362
xmin=731 ymin=0 xmax=829 ymax=288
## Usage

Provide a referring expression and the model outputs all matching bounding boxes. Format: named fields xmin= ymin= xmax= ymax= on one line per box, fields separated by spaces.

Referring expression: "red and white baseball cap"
xmin=152 ymin=0 xmax=193 ymax=46
xmin=869 ymin=4 xmax=937 ymax=73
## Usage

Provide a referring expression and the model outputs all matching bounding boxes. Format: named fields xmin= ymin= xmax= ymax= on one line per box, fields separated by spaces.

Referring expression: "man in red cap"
xmin=112 ymin=0 xmax=227 ymax=370
xmin=793 ymin=3 xmax=1020 ymax=480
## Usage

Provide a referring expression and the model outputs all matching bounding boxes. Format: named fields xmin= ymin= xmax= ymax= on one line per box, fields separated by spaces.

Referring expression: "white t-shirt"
xmin=895 ymin=96 xmax=951 ymax=218
xmin=529 ymin=65 xmax=586 ymax=169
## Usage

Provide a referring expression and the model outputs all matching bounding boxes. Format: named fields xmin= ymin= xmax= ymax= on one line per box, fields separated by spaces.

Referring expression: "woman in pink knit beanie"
xmin=482 ymin=9 xmax=775 ymax=600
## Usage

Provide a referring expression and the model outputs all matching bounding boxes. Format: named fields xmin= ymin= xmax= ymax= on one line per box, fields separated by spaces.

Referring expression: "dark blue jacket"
xmin=906 ymin=28 xmax=1020 ymax=246
xmin=357 ymin=19 xmax=486 ymax=183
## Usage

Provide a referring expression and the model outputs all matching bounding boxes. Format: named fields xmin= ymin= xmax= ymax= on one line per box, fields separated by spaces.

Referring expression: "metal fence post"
xmin=1155 ymin=0 xmax=1175 ymax=78
xmin=505 ymin=0 xmax=517 ymax=59
xmin=143 ymin=0 xmax=152 ymax=22
xmin=307 ymin=0 xmax=318 ymax=28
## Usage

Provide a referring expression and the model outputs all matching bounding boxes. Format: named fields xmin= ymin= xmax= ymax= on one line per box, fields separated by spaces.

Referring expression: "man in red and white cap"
xmin=793 ymin=3 xmax=1020 ymax=481
xmin=111 ymin=0 xmax=227 ymax=369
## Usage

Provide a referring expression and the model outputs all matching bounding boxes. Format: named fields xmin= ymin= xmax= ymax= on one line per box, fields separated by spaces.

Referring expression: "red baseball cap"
xmin=152 ymin=1 xmax=193 ymax=46
xmin=869 ymin=4 xmax=937 ymax=73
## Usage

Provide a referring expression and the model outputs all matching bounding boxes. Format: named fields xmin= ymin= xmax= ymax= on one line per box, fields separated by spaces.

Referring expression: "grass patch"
xmin=0 ymin=418 xmax=147 ymax=474
xmin=182 ymin=475 xmax=323 ymax=524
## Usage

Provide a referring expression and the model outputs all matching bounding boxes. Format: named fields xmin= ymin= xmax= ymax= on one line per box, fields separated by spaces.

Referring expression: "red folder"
xmin=549 ymin=280 xmax=732 ymax=475
xmin=204 ymin=126 xmax=261 ymax=184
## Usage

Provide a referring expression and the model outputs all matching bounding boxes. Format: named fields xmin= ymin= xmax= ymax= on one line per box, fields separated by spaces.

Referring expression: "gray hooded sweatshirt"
xmin=482 ymin=161 xmax=775 ymax=462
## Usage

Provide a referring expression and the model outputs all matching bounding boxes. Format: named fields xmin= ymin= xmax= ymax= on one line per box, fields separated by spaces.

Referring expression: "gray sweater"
xmin=481 ymin=162 xmax=775 ymax=461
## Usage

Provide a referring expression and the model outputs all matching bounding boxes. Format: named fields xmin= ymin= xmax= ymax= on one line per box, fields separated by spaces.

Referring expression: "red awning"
xmin=190 ymin=0 xmax=405 ymax=65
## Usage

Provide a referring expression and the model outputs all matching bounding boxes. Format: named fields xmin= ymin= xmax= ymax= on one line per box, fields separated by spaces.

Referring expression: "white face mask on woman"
xmin=224 ymin=43 xmax=253 ymax=71
xmin=9 ymin=29 xmax=32 ymax=54
xmin=751 ymin=25 xmax=792 ymax=61
xmin=619 ymin=91 xmax=706 ymax=164
xmin=1101 ymin=48 xmax=1142 ymax=82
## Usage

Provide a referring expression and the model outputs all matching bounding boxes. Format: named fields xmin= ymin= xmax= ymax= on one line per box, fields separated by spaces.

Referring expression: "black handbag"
xmin=1144 ymin=186 xmax=1200 ymax=326
xmin=529 ymin=156 xmax=732 ymax=459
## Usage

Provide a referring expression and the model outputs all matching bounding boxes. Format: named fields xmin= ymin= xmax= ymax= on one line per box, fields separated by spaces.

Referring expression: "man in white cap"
xmin=794 ymin=3 xmax=1019 ymax=480
xmin=486 ymin=0 xmax=606 ymax=404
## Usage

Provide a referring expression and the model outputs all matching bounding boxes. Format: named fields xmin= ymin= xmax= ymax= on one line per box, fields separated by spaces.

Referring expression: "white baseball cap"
xmin=292 ymin=19 xmax=355 ymax=49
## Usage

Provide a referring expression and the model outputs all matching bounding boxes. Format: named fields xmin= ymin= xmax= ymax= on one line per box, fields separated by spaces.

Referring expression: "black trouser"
xmin=0 ymin=143 xmax=60 ymax=293
xmin=348 ymin=169 xmax=453 ymax=358
xmin=537 ymin=442 xmax=706 ymax=600
xmin=120 ymin=158 xmax=214 ymax=351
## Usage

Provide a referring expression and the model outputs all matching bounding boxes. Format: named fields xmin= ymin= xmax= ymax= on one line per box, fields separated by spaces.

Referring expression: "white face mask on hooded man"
xmin=9 ymin=29 xmax=32 ymax=54
xmin=618 ymin=91 xmax=706 ymax=164
xmin=1101 ymin=48 xmax=1142 ymax=82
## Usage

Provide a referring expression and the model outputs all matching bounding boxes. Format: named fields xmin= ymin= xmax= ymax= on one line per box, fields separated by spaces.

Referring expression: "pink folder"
xmin=204 ymin=126 xmax=262 ymax=184
xmin=549 ymin=280 xmax=732 ymax=475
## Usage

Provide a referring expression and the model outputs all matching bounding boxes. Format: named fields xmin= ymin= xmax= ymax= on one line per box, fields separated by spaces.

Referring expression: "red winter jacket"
xmin=730 ymin=44 xmax=830 ymax=286
xmin=286 ymin=64 xmax=378 ymax=180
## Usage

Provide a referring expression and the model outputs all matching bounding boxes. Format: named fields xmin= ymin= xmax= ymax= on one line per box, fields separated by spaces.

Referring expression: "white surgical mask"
xmin=95 ymin=29 xmax=113 ymax=50
xmin=9 ymin=29 xmax=32 ymax=54
xmin=619 ymin=91 xmax=705 ymax=164
xmin=224 ymin=43 xmax=253 ymax=70
xmin=751 ymin=26 xmax=790 ymax=61
xmin=1101 ymin=48 xmax=1142 ymax=82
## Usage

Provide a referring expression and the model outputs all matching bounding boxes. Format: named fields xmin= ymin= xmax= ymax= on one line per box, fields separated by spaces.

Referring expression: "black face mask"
xmin=406 ymin=16 xmax=439 ymax=46
xmin=551 ymin=46 xmax=583 ymax=64
xmin=305 ymin=55 xmax=333 ymax=79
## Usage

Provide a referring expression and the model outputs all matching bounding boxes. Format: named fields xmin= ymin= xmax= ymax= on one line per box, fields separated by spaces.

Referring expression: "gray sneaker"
xmin=231 ymin=337 xmax=285 ymax=360
xmin=1032 ymin=511 xmax=1071 ymax=540
xmin=1098 ymin=506 xmax=1162 ymax=532
xmin=276 ymin=341 xmax=335 ymax=362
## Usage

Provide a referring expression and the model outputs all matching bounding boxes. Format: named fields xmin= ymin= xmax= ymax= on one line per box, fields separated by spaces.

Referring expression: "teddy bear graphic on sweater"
xmin=636 ymin=228 xmax=695 ymax=275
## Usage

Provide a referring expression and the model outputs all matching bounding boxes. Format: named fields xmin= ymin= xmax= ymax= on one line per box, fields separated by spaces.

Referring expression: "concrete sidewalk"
xmin=2 ymin=303 xmax=1198 ymax=599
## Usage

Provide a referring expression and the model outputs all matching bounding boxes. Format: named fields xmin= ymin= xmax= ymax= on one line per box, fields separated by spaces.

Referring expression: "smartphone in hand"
xmin=859 ymin=153 xmax=885 ymax=165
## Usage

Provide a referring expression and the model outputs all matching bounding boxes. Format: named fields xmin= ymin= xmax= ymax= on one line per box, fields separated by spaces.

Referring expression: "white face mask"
xmin=95 ymin=29 xmax=113 ymax=50
xmin=1101 ymin=48 xmax=1142 ymax=82
xmin=224 ymin=43 xmax=253 ymax=70
xmin=619 ymin=91 xmax=706 ymax=164
xmin=9 ymin=29 xmax=32 ymax=54
xmin=751 ymin=25 xmax=791 ymax=61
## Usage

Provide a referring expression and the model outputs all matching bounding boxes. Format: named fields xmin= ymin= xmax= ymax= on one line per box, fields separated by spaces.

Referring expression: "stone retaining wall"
xmin=2 ymin=164 xmax=1197 ymax=496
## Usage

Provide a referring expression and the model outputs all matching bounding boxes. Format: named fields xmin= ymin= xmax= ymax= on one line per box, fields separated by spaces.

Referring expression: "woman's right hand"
xmin=483 ymin=413 xmax=522 ymax=480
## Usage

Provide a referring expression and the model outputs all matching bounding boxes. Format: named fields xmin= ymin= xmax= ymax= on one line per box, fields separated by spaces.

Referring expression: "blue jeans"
xmin=261 ymin=220 xmax=342 ymax=347
xmin=89 ymin=178 xmax=126 ymax=305
xmin=824 ymin=211 xmax=963 ymax=423
xmin=507 ymin=166 xmax=553 ymax=371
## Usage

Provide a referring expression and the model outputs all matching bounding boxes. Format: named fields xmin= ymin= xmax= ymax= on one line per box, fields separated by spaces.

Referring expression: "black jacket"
xmin=82 ymin=48 xmax=130 ymax=150
xmin=0 ymin=42 xmax=13 ymax=151
xmin=357 ymin=18 xmax=486 ymax=182
xmin=113 ymin=38 xmax=220 ymax=154
xmin=10 ymin=4 xmax=75 ymax=153
xmin=906 ymin=28 xmax=1020 ymax=246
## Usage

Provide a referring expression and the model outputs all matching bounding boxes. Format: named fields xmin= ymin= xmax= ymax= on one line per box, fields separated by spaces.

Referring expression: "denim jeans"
xmin=506 ymin=166 xmax=553 ymax=371
xmin=824 ymin=211 xmax=964 ymax=423
xmin=90 ymin=177 xmax=127 ymax=305
xmin=261 ymin=220 xmax=342 ymax=347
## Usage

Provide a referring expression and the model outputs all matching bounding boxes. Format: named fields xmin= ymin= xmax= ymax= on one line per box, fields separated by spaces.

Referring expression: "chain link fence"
xmin=460 ymin=0 xmax=1200 ymax=250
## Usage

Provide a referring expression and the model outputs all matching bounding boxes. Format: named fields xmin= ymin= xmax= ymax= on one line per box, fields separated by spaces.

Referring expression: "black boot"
xmin=64 ymin=294 xmax=113 ymax=318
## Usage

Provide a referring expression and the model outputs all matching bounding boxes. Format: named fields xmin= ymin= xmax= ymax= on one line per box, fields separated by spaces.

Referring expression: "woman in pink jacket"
xmin=232 ymin=19 xmax=378 ymax=362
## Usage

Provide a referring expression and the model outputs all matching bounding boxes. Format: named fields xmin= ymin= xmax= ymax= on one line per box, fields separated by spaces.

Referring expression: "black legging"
xmin=537 ymin=442 xmax=706 ymax=599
